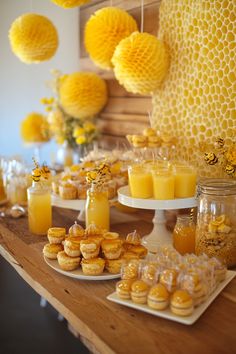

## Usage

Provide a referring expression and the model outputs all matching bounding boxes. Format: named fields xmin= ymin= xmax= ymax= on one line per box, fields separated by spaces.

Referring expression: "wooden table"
xmin=0 ymin=207 xmax=236 ymax=354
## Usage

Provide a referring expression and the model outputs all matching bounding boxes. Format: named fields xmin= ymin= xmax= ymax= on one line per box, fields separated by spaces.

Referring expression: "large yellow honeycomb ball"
xmin=21 ymin=113 xmax=50 ymax=143
xmin=59 ymin=72 xmax=108 ymax=119
xmin=51 ymin=0 xmax=90 ymax=8
xmin=84 ymin=7 xmax=138 ymax=70
xmin=9 ymin=13 xmax=58 ymax=64
xmin=152 ymin=0 xmax=236 ymax=176
xmin=112 ymin=32 xmax=169 ymax=94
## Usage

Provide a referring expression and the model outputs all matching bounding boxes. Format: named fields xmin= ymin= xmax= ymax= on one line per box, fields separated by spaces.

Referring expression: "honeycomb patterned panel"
xmin=152 ymin=0 xmax=236 ymax=176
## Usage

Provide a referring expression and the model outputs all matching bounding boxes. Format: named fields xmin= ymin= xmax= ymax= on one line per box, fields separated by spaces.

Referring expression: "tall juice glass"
xmin=128 ymin=164 xmax=153 ymax=198
xmin=151 ymin=167 xmax=174 ymax=200
xmin=85 ymin=186 xmax=110 ymax=230
xmin=174 ymin=165 xmax=197 ymax=198
xmin=27 ymin=182 xmax=52 ymax=235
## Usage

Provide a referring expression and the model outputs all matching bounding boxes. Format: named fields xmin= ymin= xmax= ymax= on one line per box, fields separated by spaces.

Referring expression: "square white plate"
xmin=107 ymin=270 xmax=236 ymax=325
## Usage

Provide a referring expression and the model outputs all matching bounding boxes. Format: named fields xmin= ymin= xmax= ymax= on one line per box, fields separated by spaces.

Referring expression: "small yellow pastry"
xmin=81 ymin=258 xmax=105 ymax=275
xmin=147 ymin=283 xmax=170 ymax=310
xmin=59 ymin=183 xmax=77 ymax=200
xmin=121 ymin=252 xmax=139 ymax=261
xmin=143 ymin=127 xmax=156 ymax=137
xmin=147 ymin=135 xmax=162 ymax=148
xmin=131 ymin=280 xmax=149 ymax=304
xmin=128 ymin=245 xmax=148 ymax=259
xmin=181 ymin=271 xmax=205 ymax=306
xmin=160 ymin=269 xmax=178 ymax=293
xmin=80 ymin=238 xmax=101 ymax=259
xmin=170 ymin=290 xmax=194 ymax=316
xmin=103 ymin=232 xmax=120 ymax=240
xmin=57 ymin=251 xmax=81 ymax=271
xmin=126 ymin=230 xmax=141 ymax=245
xmin=132 ymin=135 xmax=147 ymax=148
xmin=47 ymin=227 xmax=66 ymax=244
xmin=105 ymin=258 xmax=123 ymax=274
xmin=121 ymin=260 xmax=139 ymax=280
xmin=68 ymin=221 xmax=84 ymax=237
xmin=141 ymin=263 xmax=158 ymax=285
xmin=101 ymin=239 xmax=123 ymax=260
xmin=85 ymin=223 xmax=104 ymax=238
xmin=64 ymin=236 xmax=83 ymax=257
xmin=116 ymin=279 xmax=133 ymax=300
xmin=43 ymin=243 xmax=63 ymax=260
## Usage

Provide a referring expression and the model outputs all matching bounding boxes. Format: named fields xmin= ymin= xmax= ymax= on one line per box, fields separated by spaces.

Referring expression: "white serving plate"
xmin=51 ymin=194 xmax=85 ymax=211
xmin=44 ymin=256 xmax=120 ymax=281
xmin=107 ymin=270 xmax=236 ymax=325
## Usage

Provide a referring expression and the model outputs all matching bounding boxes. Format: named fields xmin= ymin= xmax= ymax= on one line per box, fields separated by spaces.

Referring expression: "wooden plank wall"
xmin=80 ymin=0 xmax=161 ymax=148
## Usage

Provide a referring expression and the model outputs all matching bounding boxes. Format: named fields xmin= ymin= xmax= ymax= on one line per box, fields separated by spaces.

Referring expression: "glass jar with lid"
xmin=173 ymin=214 xmax=196 ymax=255
xmin=195 ymin=179 xmax=236 ymax=268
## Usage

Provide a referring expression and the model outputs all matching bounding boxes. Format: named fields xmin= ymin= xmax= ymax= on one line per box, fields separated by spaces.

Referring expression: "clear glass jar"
xmin=173 ymin=215 xmax=196 ymax=255
xmin=85 ymin=185 xmax=110 ymax=231
xmin=195 ymin=179 xmax=236 ymax=268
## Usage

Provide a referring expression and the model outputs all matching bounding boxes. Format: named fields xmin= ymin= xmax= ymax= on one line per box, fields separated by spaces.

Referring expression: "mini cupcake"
xmin=57 ymin=251 xmax=81 ymax=271
xmin=81 ymin=258 xmax=105 ymax=275
xmin=47 ymin=227 xmax=66 ymax=244
xmin=80 ymin=238 xmax=101 ymax=259
xmin=43 ymin=243 xmax=63 ymax=260
xmin=59 ymin=182 xmax=77 ymax=200
xmin=101 ymin=239 xmax=123 ymax=260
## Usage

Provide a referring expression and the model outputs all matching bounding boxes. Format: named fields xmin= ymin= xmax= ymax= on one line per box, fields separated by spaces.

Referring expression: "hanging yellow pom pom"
xmin=51 ymin=0 xmax=90 ymax=8
xmin=112 ymin=32 xmax=169 ymax=94
xmin=84 ymin=7 xmax=138 ymax=70
xmin=21 ymin=112 xmax=50 ymax=143
xmin=59 ymin=72 xmax=107 ymax=119
xmin=9 ymin=13 xmax=58 ymax=64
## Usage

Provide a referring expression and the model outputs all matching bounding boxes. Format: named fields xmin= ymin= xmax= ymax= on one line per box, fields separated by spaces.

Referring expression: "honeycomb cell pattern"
xmin=152 ymin=0 xmax=236 ymax=176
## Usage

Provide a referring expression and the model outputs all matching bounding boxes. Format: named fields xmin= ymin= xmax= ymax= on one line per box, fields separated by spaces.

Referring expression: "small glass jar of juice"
xmin=151 ymin=167 xmax=174 ymax=200
xmin=173 ymin=215 xmax=196 ymax=255
xmin=85 ymin=184 xmax=110 ymax=230
xmin=27 ymin=181 xmax=52 ymax=235
xmin=128 ymin=164 xmax=153 ymax=198
xmin=174 ymin=165 xmax=197 ymax=198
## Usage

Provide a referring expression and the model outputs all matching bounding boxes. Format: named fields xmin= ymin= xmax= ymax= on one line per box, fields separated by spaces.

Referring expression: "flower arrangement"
xmin=204 ymin=138 xmax=236 ymax=177
xmin=41 ymin=70 xmax=100 ymax=150
xmin=21 ymin=112 xmax=50 ymax=143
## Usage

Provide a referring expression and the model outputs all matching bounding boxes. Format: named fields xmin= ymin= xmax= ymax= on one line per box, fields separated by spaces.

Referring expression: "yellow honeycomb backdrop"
xmin=152 ymin=0 xmax=236 ymax=176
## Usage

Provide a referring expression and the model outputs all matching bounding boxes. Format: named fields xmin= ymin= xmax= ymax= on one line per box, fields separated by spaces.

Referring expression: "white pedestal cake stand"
xmin=118 ymin=186 xmax=197 ymax=253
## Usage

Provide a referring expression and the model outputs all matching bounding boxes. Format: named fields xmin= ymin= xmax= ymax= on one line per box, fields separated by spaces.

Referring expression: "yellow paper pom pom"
xmin=84 ymin=7 xmax=138 ymax=70
xmin=59 ymin=72 xmax=107 ymax=119
xmin=112 ymin=32 xmax=169 ymax=94
xmin=21 ymin=112 xmax=50 ymax=143
xmin=9 ymin=13 xmax=58 ymax=64
xmin=51 ymin=0 xmax=90 ymax=8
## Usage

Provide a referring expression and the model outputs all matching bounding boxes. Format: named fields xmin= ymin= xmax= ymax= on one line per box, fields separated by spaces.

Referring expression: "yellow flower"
xmin=21 ymin=112 xmax=50 ymax=143
xmin=45 ymin=106 xmax=52 ymax=112
xmin=47 ymin=97 xmax=54 ymax=104
xmin=40 ymin=97 xmax=48 ymax=105
xmin=83 ymin=121 xmax=96 ymax=133
xmin=56 ymin=135 xmax=65 ymax=145
xmin=73 ymin=127 xmax=85 ymax=137
xmin=76 ymin=135 xmax=87 ymax=145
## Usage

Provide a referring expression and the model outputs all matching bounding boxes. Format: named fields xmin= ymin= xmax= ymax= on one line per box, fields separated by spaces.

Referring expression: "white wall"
xmin=0 ymin=0 xmax=80 ymax=163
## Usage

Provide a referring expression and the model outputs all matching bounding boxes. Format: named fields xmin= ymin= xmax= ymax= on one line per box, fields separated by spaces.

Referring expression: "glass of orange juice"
xmin=174 ymin=165 xmax=197 ymax=198
xmin=85 ymin=186 xmax=110 ymax=230
xmin=128 ymin=164 xmax=153 ymax=198
xmin=173 ymin=215 xmax=196 ymax=255
xmin=27 ymin=183 xmax=52 ymax=235
xmin=151 ymin=166 xmax=175 ymax=200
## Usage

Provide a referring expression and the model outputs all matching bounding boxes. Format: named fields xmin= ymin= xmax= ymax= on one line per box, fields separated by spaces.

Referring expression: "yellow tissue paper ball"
xmin=9 ymin=13 xmax=58 ymax=64
xmin=21 ymin=113 xmax=50 ymax=143
xmin=51 ymin=0 xmax=90 ymax=8
xmin=112 ymin=32 xmax=169 ymax=95
xmin=59 ymin=72 xmax=107 ymax=119
xmin=84 ymin=7 xmax=138 ymax=70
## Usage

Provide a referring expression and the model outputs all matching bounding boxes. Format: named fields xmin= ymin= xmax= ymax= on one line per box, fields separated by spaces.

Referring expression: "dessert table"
xmin=0 ymin=207 xmax=236 ymax=354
